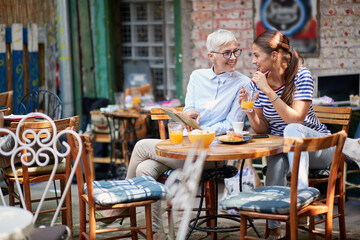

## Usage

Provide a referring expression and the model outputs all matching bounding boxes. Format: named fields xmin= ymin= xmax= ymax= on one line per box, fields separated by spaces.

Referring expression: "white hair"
xmin=206 ymin=29 xmax=237 ymax=52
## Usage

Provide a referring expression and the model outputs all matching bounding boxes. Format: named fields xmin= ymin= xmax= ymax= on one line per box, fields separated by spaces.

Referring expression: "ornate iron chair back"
xmin=0 ymin=112 xmax=82 ymax=239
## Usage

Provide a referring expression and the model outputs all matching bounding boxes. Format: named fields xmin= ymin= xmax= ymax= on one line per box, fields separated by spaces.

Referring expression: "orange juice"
xmin=133 ymin=96 xmax=141 ymax=106
xmin=169 ymin=130 xmax=183 ymax=145
xmin=241 ymin=101 xmax=255 ymax=110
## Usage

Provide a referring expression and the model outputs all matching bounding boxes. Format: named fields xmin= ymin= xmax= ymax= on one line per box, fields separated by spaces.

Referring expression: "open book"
xmin=161 ymin=107 xmax=201 ymax=130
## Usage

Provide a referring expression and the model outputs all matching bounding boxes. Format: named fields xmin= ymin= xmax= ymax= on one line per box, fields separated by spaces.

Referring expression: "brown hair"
xmin=254 ymin=30 xmax=303 ymax=106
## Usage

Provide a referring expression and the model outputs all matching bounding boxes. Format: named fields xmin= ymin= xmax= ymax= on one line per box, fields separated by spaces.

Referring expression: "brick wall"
xmin=190 ymin=0 xmax=360 ymax=95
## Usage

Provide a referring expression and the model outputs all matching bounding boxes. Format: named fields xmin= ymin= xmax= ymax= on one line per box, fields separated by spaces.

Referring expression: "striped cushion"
xmin=87 ymin=176 xmax=168 ymax=206
xmin=219 ymin=186 xmax=319 ymax=214
xmin=159 ymin=169 xmax=174 ymax=178
xmin=3 ymin=160 xmax=66 ymax=177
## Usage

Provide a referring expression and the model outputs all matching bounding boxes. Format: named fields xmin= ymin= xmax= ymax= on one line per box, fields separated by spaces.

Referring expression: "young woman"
xmin=239 ymin=30 xmax=333 ymax=239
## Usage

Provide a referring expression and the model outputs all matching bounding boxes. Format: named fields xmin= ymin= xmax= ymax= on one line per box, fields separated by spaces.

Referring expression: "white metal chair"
xmin=0 ymin=112 xmax=82 ymax=240
xmin=165 ymin=143 xmax=206 ymax=240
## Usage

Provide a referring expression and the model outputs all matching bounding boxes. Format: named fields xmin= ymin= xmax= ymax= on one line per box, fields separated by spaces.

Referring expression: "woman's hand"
xmin=238 ymin=87 xmax=247 ymax=106
xmin=183 ymin=109 xmax=200 ymax=132
xmin=251 ymin=71 xmax=269 ymax=92
xmin=183 ymin=109 xmax=200 ymax=123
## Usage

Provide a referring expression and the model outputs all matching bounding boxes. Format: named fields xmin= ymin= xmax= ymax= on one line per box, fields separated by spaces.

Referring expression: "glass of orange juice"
xmin=132 ymin=90 xmax=141 ymax=107
xmin=241 ymin=87 xmax=259 ymax=112
xmin=168 ymin=122 xmax=184 ymax=145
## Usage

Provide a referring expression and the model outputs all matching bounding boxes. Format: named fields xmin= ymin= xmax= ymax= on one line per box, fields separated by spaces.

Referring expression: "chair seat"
xmin=219 ymin=186 xmax=320 ymax=214
xmin=159 ymin=165 xmax=238 ymax=182
xmin=3 ymin=160 xmax=66 ymax=177
xmin=88 ymin=176 xmax=168 ymax=206
xmin=30 ymin=225 xmax=68 ymax=240
xmin=202 ymin=165 xmax=238 ymax=182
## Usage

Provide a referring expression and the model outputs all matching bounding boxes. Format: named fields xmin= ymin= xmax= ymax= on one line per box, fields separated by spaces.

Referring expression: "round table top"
xmin=0 ymin=206 xmax=34 ymax=239
xmin=155 ymin=134 xmax=284 ymax=161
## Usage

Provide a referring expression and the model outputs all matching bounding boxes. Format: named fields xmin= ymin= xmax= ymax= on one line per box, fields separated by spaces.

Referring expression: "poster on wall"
xmin=253 ymin=0 xmax=319 ymax=57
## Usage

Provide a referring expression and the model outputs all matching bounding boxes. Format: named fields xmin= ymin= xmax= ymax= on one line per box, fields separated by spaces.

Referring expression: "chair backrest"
xmin=69 ymin=133 xmax=94 ymax=203
xmin=0 ymin=113 xmax=82 ymax=232
xmin=313 ymin=105 xmax=352 ymax=175
xmin=0 ymin=90 xmax=13 ymax=115
xmin=313 ymin=105 xmax=352 ymax=133
xmin=165 ymin=143 xmax=206 ymax=240
xmin=8 ymin=115 xmax=79 ymax=210
xmin=282 ymin=130 xmax=347 ymax=222
xmin=18 ymin=90 xmax=62 ymax=119
xmin=151 ymin=107 xmax=184 ymax=139
xmin=125 ymin=83 xmax=151 ymax=96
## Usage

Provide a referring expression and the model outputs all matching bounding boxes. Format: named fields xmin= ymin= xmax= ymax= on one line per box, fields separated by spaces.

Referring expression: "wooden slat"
xmin=313 ymin=105 xmax=352 ymax=114
xmin=313 ymin=106 xmax=352 ymax=133
xmin=150 ymin=107 xmax=184 ymax=120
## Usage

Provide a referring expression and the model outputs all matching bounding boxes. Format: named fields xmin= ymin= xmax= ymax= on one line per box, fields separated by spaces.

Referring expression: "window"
xmin=119 ymin=0 xmax=175 ymax=100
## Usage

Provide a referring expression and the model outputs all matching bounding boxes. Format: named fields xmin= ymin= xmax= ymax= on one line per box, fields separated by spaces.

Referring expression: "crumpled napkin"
xmin=312 ymin=96 xmax=334 ymax=106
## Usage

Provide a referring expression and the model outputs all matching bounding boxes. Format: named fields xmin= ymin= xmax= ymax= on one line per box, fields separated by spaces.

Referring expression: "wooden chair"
xmin=18 ymin=89 xmax=62 ymax=119
xmin=311 ymin=105 xmax=352 ymax=240
xmin=0 ymin=113 xmax=82 ymax=239
xmin=125 ymin=83 xmax=151 ymax=97
xmin=70 ymin=134 xmax=168 ymax=240
xmin=0 ymin=90 xmax=13 ymax=115
xmin=220 ymin=130 xmax=347 ymax=239
xmin=2 ymin=114 xmax=80 ymax=236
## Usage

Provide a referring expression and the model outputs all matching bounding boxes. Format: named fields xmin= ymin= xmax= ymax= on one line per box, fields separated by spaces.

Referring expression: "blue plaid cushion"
xmin=86 ymin=176 xmax=168 ymax=206
xmin=219 ymin=186 xmax=320 ymax=214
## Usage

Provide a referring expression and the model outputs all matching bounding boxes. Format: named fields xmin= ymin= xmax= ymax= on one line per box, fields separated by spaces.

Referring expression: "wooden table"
xmin=0 ymin=206 xmax=34 ymax=239
xmin=156 ymin=134 xmax=284 ymax=161
xmin=155 ymin=134 xmax=284 ymax=239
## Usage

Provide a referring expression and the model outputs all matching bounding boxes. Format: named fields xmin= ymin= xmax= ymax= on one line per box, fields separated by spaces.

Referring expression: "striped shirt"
xmin=253 ymin=67 xmax=330 ymax=136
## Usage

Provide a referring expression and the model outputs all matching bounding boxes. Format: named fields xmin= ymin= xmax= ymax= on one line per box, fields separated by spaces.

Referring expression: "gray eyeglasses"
xmin=211 ymin=49 xmax=242 ymax=59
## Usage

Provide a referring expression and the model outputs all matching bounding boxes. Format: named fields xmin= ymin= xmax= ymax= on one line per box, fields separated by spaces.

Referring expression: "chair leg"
xmin=265 ymin=220 xmax=269 ymax=238
xmin=60 ymin=179 xmax=67 ymax=225
xmin=63 ymin=179 xmax=73 ymax=238
xmin=338 ymin=183 xmax=347 ymax=240
xmin=240 ymin=214 xmax=247 ymax=240
xmin=78 ymin=200 xmax=86 ymax=240
xmin=290 ymin=218 xmax=298 ymax=240
xmin=88 ymin=209 xmax=97 ymax=240
xmin=23 ymin=182 xmax=32 ymax=212
xmin=309 ymin=216 xmax=316 ymax=240
xmin=130 ymin=207 xmax=138 ymax=240
xmin=144 ymin=204 xmax=153 ymax=240
xmin=8 ymin=180 xmax=15 ymax=206
xmin=325 ymin=212 xmax=333 ymax=240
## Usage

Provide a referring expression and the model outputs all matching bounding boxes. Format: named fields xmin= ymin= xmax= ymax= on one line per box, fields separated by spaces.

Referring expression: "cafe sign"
xmin=254 ymin=0 xmax=319 ymax=57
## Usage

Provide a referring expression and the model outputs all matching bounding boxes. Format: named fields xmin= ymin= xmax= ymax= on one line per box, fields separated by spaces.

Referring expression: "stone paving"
xmin=27 ymin=182 xmax=360 ymax=239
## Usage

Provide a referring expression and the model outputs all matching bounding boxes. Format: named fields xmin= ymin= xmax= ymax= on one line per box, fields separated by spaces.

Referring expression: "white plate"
xmin=234 ymin=131 xmax=250 ymax=135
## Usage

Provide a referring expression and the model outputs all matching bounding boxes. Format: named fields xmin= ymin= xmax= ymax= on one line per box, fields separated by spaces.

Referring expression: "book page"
xmin=161 ymin=107 xmax=201 ymax=130
xmin=175 ymin=111 xmax=201 ymax=129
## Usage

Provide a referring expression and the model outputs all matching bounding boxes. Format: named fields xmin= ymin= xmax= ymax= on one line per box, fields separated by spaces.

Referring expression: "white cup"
xmin=233 ymin=122 xmax=244 ymax=133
